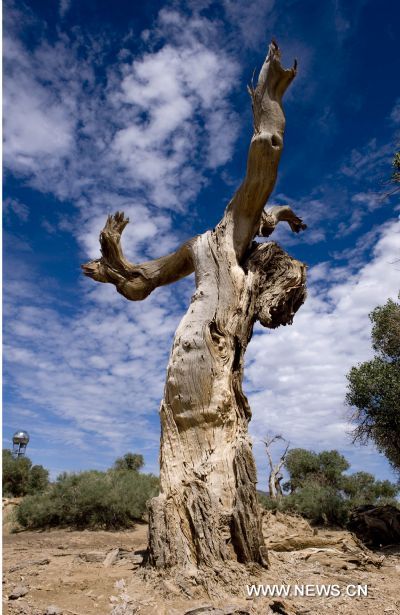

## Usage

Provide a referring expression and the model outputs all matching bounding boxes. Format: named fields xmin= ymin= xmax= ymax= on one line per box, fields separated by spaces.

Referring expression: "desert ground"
xmin=3 ymin=500 xmax=400 ymax=615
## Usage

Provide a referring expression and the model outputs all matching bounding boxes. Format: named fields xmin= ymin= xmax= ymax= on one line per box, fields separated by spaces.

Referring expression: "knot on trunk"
xmin=245 ymin=242 xmax=307 ymax=328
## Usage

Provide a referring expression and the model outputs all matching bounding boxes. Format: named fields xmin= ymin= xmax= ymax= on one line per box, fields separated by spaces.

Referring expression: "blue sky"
xmin=3 ymin=0 xmax=400 ymax=487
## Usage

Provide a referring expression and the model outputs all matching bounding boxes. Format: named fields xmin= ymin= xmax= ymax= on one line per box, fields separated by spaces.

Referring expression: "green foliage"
xmin=283 ymin=448 xmax=349 ymax=493
xmin=346 ymin=297 xmax=400 ymax=472
xmin=257 ymin=491 xmax=279 ymax=511
xmin=28 ymin=465 xmax=50 ymax=494
xmin=16 ymin=468 xmax=159 ymax=530
xmin=341 ymin=472 xmax=399 ymax=507
xmin=285 ymin=482 xmax=349 ymax=526
xmin=2 ymin=449 xmax=49 ymax=497
xmin=392 ymin=151 xmax=400 ymax=185
xmin=112 ymin=452 xmax=144 ymax=472
xmin=370 ymin=299 xmax=400 ymax=360
xmin=260 ymin=447 xmax=400 ymax=526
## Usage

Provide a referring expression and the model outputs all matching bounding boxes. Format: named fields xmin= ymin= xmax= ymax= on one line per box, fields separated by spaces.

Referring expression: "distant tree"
xmin=3 ymin=449 xmax=31 ymax=496
xmin=28 ymin=465 xmax=49 ymax=494
xmin=342 ymin=471 xmax=399 ymax=507
xmin=283 ymin=448 xmax=349 ymax=493
xmin=346 ymin=297 xmax=400 ymax=473
xmin=113 ymin=452 xmax=144 ymax=473
xmin=263 ymin=434 xmax=290 ymax=499
xmin=317 ymin=450 xmax=350 ymax=488
xmin=390 ymin=151 xmax=400 ymax=194
xmin=273 ymin=447 xmax=400 ymax=525
xmin=2 ymin=449 xmax=49 ymax=497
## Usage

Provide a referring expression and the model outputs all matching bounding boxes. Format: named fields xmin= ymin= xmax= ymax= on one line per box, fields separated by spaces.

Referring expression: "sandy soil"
xmin=2 ymin=508 xmax=400 ymax=615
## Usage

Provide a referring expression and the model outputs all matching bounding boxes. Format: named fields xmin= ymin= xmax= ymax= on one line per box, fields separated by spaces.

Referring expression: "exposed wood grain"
xmin=82 ymin=41 xmax=307 ymax=574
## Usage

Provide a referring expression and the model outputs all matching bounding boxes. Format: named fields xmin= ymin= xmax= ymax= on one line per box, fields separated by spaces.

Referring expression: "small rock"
xmin=184 ymin=607 xmax=229 ymax=615
xmin=78 ymin=551 xmax=105 ymax=563
xmin=45 ymin=606 xmax=62 ymax=615
xmin=184 ymin=607 xmax=213 ymax=615
xmin=9 ymin=558 xmax=50 ymax=573
xmin=162 ymin=579 xmax=180 ymax=595
xmin=121 ymin=552 xmax=144 ymax=566
xmin=115 ymin=579 xmax=126 ymax=590
xmin=270 ymin=599 xmax=297 ymax=615
xmin=114 ymin=558 xmax=132 ymax=567
xmin=9 ymin=585 xmax=29 ymax=600
xmin=103 ymin=548 xmax=120 ymax=567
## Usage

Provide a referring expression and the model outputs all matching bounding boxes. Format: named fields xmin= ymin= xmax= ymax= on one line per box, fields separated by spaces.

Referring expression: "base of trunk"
xmin=148 ymin=436 xmax=268 ymax=571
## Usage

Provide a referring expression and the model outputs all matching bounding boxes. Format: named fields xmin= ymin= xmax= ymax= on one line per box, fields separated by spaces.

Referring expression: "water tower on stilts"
xmin=12 ymin=430 xmax=30 ymax=458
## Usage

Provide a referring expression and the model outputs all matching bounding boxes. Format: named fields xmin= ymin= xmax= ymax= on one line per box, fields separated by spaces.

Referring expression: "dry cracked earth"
xmin=3 ymin=500 xmax=400 ymax=615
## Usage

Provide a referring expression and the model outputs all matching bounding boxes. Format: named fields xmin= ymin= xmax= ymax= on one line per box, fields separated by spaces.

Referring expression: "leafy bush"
xmin=342 ymin=472 xmax=399 ymax=507
xmin=112 ymin=452 xmax=144 ymax=472
xmin=16 ymin=469 xmax=159 ymax=530
xmin=257 ymin=491 xmax=279 ymax=511
xmin=283 ymin=448 xmax=349 ymax=493
xmin=260 ymin=447 xmax=400 ymax=526
xmin=284 ymin=483 xmax=348 ymax=525
xmin=346 ymin=296 xmax=400 ymax=473
xmin=2 ymin=449 xmax=49 ymax=497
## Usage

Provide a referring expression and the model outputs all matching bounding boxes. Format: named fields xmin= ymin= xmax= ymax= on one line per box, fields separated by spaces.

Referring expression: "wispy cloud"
xmin=3 ymin=197 xmax=30 ymax=222
xmin=389 ymin=97 xmax=400 ymax=125
xmin=340 ymin=138 xmax=395 ymax=183
xmin=3 ymin=257 xmax=190 ymax=467
xmin=3 ymin=3 xmax=240 ymax=239
xmin=248 ymin=219 xmax=400 ymax=482
xmin=59 ymin=0 xmax=71 ymax=19
xmin=3 ymin=0 xmax=242 ymax=472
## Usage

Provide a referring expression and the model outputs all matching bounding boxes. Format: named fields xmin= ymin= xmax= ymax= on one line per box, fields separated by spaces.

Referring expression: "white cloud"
xmin=59 ymin=0 xmax=71 ymax=18
xmin=340 ymin=138 xmax=394 ymax=182
xmin=3 ymin=269 xmax=187 ymax=463
xmin=110 ymin=38 xmax=239 ymax=208
xmin=3 ymin=4 xmax=241 ymax=257
xmin=222 ymin=0 xmax=276 ymax=49
xmin=3 ymin=197 xmax=30 ymax=222
xmin=247 ymin=219 xmax=400 ymax=482
xmin=390 ymin=97 xmax=400 ymax=125
xmin=3 ymin=50 xmax=74 ymax=175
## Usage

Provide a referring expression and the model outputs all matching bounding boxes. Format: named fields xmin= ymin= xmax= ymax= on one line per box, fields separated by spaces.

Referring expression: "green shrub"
xmin=284 ymin=482 xmax=348 ymax=525
xmin=112 ymin=452 xmax=144 ymax=472
xmin=265 ymin=446 xmax=400 ymax=526
xmin=16 ymin=469 xmax=159 ymax=530
xmin=257 ymin=492 xmax=280 ymax=511
xmin=2 ymin=449 xmax=49 ymax=497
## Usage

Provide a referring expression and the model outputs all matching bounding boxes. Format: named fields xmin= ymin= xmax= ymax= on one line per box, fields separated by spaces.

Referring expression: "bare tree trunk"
xmin=264 ymin=435 xmax=290 ymax=500
xmin=82 ymin=41 xmax=306 ymax=573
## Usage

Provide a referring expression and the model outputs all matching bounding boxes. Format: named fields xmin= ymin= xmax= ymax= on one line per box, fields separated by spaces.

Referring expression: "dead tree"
xmin=82 ymin=41 xmax=307 ymax=572
xmin=263 ymin=435 xmax=290 ymax=499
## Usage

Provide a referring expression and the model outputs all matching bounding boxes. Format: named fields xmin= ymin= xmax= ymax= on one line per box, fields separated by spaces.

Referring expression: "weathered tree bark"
xmin=263 ymin=435 xmax=290 ymax=499
xmin=82 ymin=41 xmax=307 ymax=573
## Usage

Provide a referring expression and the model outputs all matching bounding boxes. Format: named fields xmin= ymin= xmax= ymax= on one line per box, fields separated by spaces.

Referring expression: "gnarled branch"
xmin=258 ymin=205 xmax=307 ymax=237
xmin=82 ymin=203 xmax=305 ymax=301
xmin=82 ymin=212 xmax=195 ymax=301
xmin=245 ymin=241 xmax=307 ymax=328
xmin=223 ymin=41 xmax=297 ymax=259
